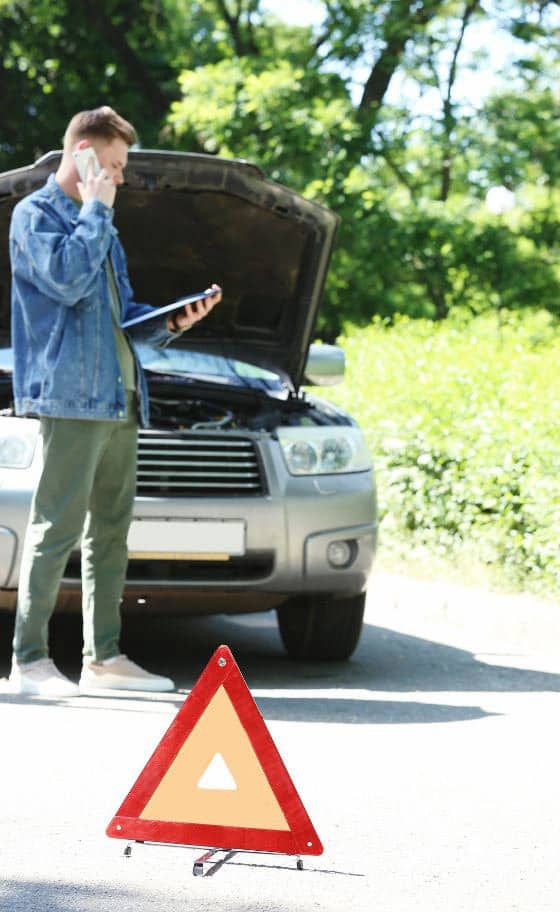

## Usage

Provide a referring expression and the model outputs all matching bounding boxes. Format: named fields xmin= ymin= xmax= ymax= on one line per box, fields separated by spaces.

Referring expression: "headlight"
xmin=277 ymin=427 xmax=372 ymax=475
xmin=0 ymin=420 xmax=38 ymax=468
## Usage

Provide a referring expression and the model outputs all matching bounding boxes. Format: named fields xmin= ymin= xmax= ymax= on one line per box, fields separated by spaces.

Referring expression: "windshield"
xmin=135 ymin=343 xmax=286 ymax=392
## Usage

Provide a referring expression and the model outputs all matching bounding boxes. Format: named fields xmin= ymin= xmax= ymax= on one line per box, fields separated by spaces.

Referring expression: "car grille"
xmin=136 ymin=430 xmax=265 ymax=497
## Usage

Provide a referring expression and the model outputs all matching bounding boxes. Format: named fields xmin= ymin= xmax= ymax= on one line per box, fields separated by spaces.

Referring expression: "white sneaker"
xmin=79 ymin=654 xmax=175 ymax=693
xmin=9 ymin=658 xmax=80 ymax=697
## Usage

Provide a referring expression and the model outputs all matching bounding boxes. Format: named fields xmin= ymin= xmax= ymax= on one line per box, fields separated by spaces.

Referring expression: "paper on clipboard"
xmin=121 ymin=290 xmax=215 ymax=329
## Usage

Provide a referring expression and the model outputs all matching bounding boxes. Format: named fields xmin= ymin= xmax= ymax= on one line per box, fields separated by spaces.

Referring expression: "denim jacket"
xmin=9 ymin=173 xmax=177 ymax=427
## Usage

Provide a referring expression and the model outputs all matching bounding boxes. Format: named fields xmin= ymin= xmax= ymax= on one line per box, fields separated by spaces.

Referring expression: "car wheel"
xmin=276 ymin=592 xmax=366 ymax=661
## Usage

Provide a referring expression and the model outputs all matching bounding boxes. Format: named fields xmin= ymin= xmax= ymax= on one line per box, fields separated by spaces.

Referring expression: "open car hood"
xmin=0 ymin=150 xmax=339 ymax=389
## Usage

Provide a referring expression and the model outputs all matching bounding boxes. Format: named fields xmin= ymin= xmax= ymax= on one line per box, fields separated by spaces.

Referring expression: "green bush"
xmin=319 ymin=309 xmax=560 ymax=596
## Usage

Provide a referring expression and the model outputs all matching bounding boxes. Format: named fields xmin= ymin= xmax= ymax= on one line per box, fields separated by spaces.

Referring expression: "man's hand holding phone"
xmin=73 ymin=147 xmax=116 ymax=209
xmin=167 ymin=284 xmax=222 ymax=332
xmin=77 ymin=163 xmax=116 ymax=209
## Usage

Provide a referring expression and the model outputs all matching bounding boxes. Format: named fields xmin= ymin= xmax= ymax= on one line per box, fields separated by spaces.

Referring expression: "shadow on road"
xmin=0 ymin=687 xmax=495 ymax=725
xmin=1 ymin=603 xmax=558 ymax=726
xmin=120 ymin=607 xmax=560 ymax=696
xmin=0 ymin=878 xmax=309 ymax=912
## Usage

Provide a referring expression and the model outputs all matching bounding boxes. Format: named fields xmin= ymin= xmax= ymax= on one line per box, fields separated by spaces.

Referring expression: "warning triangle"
xmin=106 ymin=645 xmax=323 ymax=856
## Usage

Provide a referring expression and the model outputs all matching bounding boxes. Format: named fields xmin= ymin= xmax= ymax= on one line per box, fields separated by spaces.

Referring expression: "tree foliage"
xmin=324 ymin=309 xmax=560 ymax=595
xmin=0 ymin=0 xmax=220 ymax=165
xmin=1 ymin=0 xmax=560 ymax=336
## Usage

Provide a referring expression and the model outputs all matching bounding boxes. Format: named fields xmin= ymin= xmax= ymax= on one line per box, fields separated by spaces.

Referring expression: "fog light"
xmin=327 ymin=539 xmax=354 ymax=569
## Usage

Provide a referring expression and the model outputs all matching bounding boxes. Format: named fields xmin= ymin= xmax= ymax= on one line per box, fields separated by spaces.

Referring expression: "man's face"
xmin=75 ymin=137 xmax=129 ymax=187
xmin=95 ymin=138 xmax=129 ymax=186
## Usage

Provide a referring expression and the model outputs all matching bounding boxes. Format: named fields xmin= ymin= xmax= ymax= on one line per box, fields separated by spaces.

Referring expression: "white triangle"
xmin=196 ymin=752 xmax=238 ymax=791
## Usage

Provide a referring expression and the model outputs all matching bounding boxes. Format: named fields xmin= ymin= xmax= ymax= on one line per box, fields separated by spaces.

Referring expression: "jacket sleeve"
xmin=10 ymin=197 xmax=114 ymax=305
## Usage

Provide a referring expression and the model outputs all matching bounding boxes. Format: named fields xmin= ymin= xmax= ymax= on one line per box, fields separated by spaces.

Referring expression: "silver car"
xmin=0 ymin=150 xmax=377 ymax=660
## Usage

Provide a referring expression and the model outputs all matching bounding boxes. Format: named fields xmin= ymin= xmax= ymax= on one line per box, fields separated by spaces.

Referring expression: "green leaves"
xmin=321 ymin=310 xmax=560 ymax=594
xmin=169 ymin=56 xmax=357 ymax=187
xmin=0 ymin=0 xmax=203 ymax=168
xmin=3 ymin=0 xmax=560 ymax=342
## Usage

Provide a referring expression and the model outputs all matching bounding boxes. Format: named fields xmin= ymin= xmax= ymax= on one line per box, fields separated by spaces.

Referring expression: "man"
xmin=8 ymin=106 xmax=222 ymax=697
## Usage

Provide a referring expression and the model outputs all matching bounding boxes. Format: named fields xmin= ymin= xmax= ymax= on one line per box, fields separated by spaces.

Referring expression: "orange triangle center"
xmin=139 ymin=686 xmax=290 ymax=830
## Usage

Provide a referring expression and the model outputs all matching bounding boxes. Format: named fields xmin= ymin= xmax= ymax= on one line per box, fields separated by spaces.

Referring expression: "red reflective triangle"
xmin=106 ymin=645 xmax=323 ymax=856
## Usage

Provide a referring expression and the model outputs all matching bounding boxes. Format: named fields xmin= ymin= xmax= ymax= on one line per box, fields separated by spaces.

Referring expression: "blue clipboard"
xmin=121 ymin=290 xmax=215 ymax=329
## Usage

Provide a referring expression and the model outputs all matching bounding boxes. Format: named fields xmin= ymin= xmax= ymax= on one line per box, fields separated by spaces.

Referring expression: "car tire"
xmin=276 ymin=592 xmax=366 ymax=661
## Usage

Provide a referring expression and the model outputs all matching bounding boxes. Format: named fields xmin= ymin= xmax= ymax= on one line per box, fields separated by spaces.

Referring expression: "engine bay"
xmin=0 ymin=371 xmax=350 ymax=431
xmin=146 ymin=376 xmax=349 ymax=431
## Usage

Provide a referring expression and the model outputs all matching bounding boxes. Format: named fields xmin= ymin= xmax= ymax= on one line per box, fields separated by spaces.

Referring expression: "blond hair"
xmin=63 ymin=106 xmax=137 ymax=151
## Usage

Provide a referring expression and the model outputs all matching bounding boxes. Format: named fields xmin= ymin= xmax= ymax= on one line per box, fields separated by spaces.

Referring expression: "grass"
xmin=315 ymin=309 xmax=560 ymax=598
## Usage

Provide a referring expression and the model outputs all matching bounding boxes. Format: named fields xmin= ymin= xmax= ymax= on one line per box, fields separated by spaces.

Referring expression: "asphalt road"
xmin=0 ymin=571 xmax=559 ymax=912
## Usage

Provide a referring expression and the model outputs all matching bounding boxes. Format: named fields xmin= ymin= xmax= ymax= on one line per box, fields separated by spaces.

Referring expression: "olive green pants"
xmin=13 ymin=394 xmax=138 ymax=664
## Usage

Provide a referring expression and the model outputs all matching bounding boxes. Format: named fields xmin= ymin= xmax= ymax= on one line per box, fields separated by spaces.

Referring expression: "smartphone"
xmin=72 ymin=146 xmax=101 ymax=182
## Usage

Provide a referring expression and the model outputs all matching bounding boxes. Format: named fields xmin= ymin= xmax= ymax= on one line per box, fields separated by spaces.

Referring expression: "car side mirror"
xmin=303 ymin=344 xmax=345 ymax=386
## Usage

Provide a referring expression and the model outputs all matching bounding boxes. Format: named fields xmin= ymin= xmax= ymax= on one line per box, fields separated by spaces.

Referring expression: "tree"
xmin=0 ymin=0 xmax=222 ymax=169
xmin=2 ymin=0 xmax=560 ymax=333
xmin=164 ymin=1 xmax=559 ymax=332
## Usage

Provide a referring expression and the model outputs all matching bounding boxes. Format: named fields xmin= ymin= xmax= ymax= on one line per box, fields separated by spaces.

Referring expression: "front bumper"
xmin=0 ymin=437 xmax=378 ymax=611
xmin=62 ymin=474 xmax=377 ymax=597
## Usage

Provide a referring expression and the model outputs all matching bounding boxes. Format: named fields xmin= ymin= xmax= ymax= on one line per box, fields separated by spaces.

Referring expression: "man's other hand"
xmin=167 ymin=284 xmax=222 ymax=332
xmin=77 ymin=164 xmax=117 ymax=209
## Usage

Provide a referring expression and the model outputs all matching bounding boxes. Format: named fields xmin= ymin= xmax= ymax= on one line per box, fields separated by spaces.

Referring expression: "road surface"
xmin=0 ymin=571 xmax=559 ymax=912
